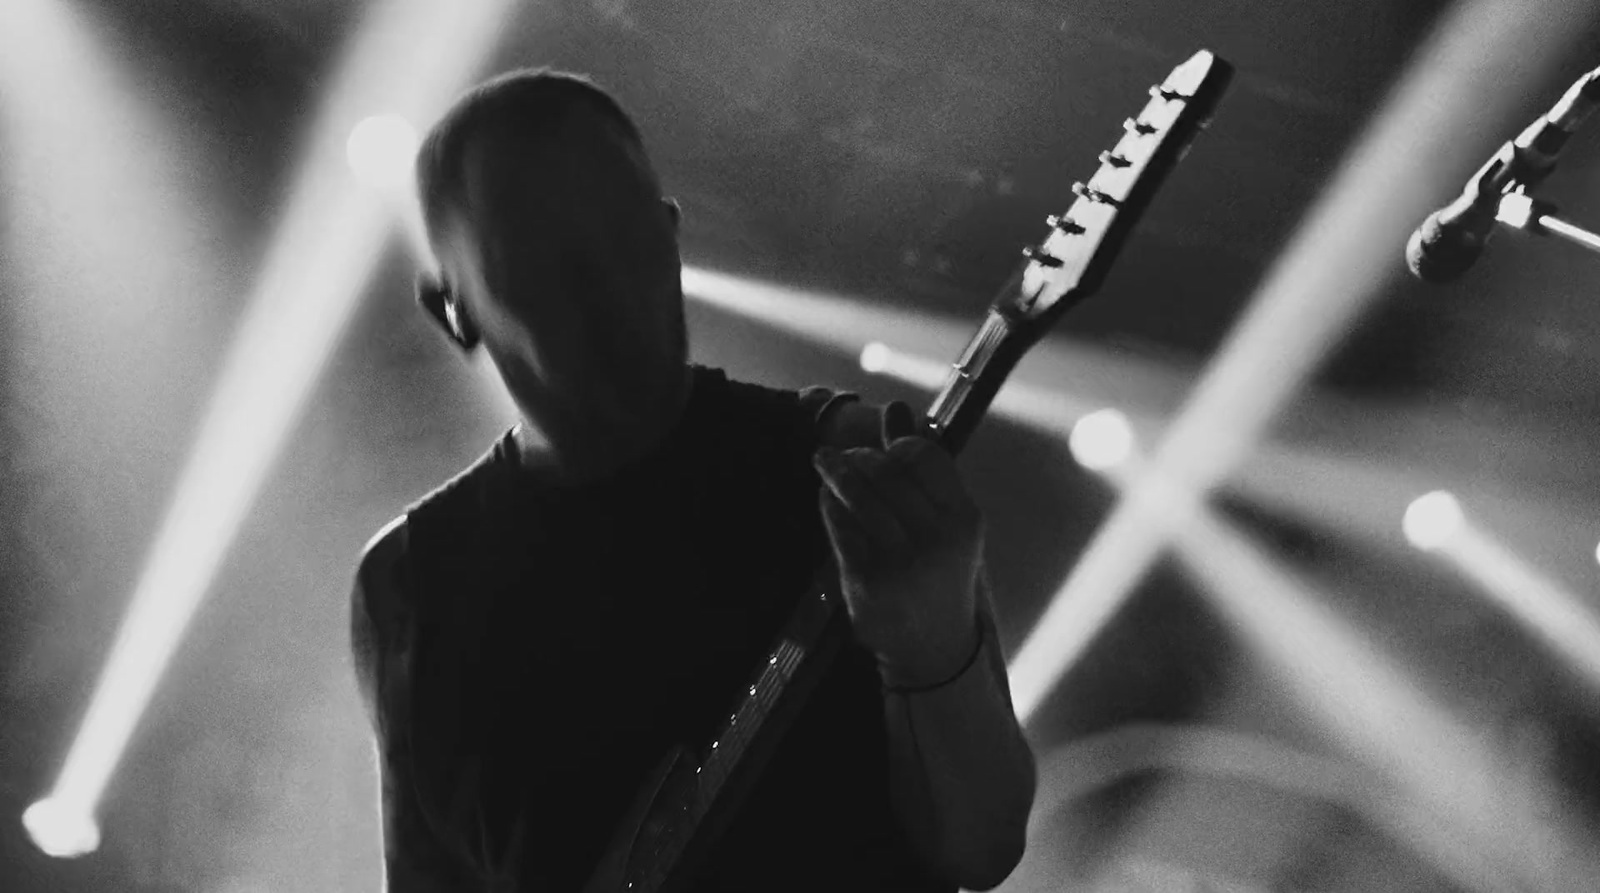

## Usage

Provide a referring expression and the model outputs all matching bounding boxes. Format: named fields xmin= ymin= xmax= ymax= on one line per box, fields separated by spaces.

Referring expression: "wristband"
xmin=881 ymin=620 xmax=987 ymax=695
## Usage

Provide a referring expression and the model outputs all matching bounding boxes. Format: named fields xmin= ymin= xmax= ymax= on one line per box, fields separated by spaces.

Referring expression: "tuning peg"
xmin=1123 ymin=117 xmax=1156 ymax=136
xmin=1022 ymin=245 xmax=1063 ymax=268
xmin=1046 ymin=214 xmax=1085 ymax=234
xmin=1072 ymin=181 xmax=1120 ymax=207
xmin=1098 ymin=150 xmax=1131 ymax=168
xmin=1149 ymin=85 xmax=1187 ymax=101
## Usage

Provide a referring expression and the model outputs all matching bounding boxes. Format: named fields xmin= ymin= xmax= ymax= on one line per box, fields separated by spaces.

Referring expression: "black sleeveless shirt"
xmin=368 ymin=366 xmax=951 ymax=892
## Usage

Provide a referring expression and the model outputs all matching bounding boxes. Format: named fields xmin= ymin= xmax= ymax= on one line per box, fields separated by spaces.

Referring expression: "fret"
xmin=692 ymin=633 xmax=808 ymax=804
xmin=928 ymin=310 xmax=1014 ymax=446
xmin=696 ymin=592 xmax=831 ymax=789
xmin=631 ymin=594 xmax=832 ymax=884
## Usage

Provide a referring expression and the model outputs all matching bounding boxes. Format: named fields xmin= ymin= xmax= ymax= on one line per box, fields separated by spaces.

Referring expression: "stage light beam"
xmin=1416 ymin=507 xmax=1600 ymax=696
xmin=861 ymin=339 xmax=1600 ymax=885
xmin=31 ymin=0 xmax=515 ymax=844
xmin=1004 ymin=0 xmax=1600 ymax=724
xmin=1073 ymin=456 xmax=1600 ymax=890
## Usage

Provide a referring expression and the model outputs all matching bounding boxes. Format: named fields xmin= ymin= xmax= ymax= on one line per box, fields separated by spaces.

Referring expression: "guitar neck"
xmin=925 ymin=296 xmax=1033 ymax=455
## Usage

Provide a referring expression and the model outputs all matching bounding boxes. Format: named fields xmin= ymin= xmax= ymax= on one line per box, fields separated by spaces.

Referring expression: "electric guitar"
xmin=583 ymin=48 xmax=1233 ymax=893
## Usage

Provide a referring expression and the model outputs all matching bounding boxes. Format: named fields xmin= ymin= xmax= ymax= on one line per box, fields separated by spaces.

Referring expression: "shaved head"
xmin=412 ymin=68 xmax=690 ymax=481
xmin=415 ymin=68 xmax=650 ymax=252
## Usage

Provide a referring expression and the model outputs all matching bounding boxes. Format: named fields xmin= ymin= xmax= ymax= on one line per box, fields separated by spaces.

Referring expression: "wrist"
xmin=879 ymin=615 xmax=985 ymax=694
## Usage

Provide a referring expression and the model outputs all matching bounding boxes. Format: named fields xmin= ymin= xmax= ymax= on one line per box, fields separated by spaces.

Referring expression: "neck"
xmin=510 ymin=362 xmax=695 ymax=487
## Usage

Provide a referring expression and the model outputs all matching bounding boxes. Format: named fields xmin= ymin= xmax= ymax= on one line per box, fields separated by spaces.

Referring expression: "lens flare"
xmin=21 ymin=798 xmax=99 ymax=858
xmin=345 ymin=113 xmax=419 ymax=192
xmin=1404 ymin=490 xmax=1464 ymax=550
xmin=1069 ymin=408 xmax=1135 ymax=471
xmin=859 ymin=341 xmax=891 ymax=373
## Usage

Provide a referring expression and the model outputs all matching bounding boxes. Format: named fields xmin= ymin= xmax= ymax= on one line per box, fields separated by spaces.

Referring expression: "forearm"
xmin=882 ymin=613 xmax=1037 ymax=890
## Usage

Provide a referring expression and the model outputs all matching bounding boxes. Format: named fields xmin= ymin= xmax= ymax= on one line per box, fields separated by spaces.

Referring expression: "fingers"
xmin=872 ymin=400 xmax=971 ymax=517
xmin=880 ymin=400 xmax=920 ymax=447
xmin=814 ymin=448 xmax=914 ymax=559
xmin=816 ymin=443 xmax=970 ymax=548
xmin=819 ymin=487 xmax=878 ymax=572
xmin=884 ymin=435 xmax=976 ymax=524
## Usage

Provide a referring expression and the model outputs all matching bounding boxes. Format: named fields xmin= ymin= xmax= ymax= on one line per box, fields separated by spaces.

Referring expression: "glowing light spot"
xmin=1069 ymin=409 xmax=1134 ymax=471
xmin=22 ymin=798 xmax=99 ymax=858
xmin=860 ymin=341 xmax=891 ymax=373
xmin=345 ymin=113 xmax=418 ymax=192
xmin=1404 ymin=490 xmax=1464 ymax=550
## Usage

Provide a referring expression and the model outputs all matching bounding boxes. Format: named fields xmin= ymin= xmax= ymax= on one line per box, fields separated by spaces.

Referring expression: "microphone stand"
xmin=1496 ymin=190 xmax=1600 ymax=257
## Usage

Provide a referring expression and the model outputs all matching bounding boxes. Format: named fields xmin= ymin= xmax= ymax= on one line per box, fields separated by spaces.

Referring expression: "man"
xmin=348 ymin=68 xmax=1036 ymax=892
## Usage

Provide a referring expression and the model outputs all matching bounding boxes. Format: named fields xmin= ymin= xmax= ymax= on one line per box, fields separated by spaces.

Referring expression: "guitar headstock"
xmin=1005 ymin=49 xmax=1232 ymax=330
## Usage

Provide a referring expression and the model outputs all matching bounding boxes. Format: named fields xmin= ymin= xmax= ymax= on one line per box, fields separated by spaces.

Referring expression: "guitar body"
xmin=583 ymin=48 xmax=1233 ymax=893
xmin=581 ymin=746 xmax=693 ymax=893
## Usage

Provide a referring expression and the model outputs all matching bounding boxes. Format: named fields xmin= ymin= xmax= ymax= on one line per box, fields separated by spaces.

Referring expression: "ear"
xmin=662 ymin=196 xmax=681 ymax=230
xmin=415 ymin=273 xmax=481 ymax=352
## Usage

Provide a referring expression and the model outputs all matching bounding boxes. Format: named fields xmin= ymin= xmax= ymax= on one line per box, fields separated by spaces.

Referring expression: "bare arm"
xmin=818 ymin=400 xmax=1036 ymax=889
xmin=350 ymin=518 xmax=473 ymax=892
xmin=880 ymin=573 xmax=1035 ymax=890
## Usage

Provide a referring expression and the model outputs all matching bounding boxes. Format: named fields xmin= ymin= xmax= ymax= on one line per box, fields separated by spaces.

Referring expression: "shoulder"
xmin=349 ymin=514 xmax=411 ymax=724
xmin=351 ymin=514 xmax=411 ymax=645
xmin=358 ymin=514 xmax=410 ymax=588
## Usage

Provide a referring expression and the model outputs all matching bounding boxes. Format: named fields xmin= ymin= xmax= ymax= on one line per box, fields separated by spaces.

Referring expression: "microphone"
xmin=1406 ymin=65 xmax=1600 ymax=283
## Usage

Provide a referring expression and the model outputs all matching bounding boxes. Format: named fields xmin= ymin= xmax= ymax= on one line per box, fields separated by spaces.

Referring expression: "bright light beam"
xmin=856 ymin=340 xmax=1101 ymax=426
xmin=1 ymin=0 xmax=224 ymax=855
xmin=681 ymin=267 xmax=974 ymax=362
xmin=1100 ymin=462 xmax=1600 ymax=892
xmin=686 ymin=276 xmax=1189 ymax=431
xmin=861 ymin=341 xmax=1422 ymax=537
xmin=863 ymin=345 xmax=1599 ymax=568
xmin=865 ymin=342 xmax=1600 ymax=887
xmin=33 ymin=0 xmax=514 ymax=840
xmin=1414 ymin=502 xmax=1600 ymax=696
xmin=870 ymin=344 xmax=1600 ymax=711
xmin=1005 ymin=0 xmax=1600 ymax=722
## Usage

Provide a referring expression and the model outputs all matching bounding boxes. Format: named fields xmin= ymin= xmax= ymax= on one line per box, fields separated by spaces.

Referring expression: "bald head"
xmin=413 ymin=69 xmax=689 ymax=457
xmin=415 ymin=69 xmax=654 ymax=251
